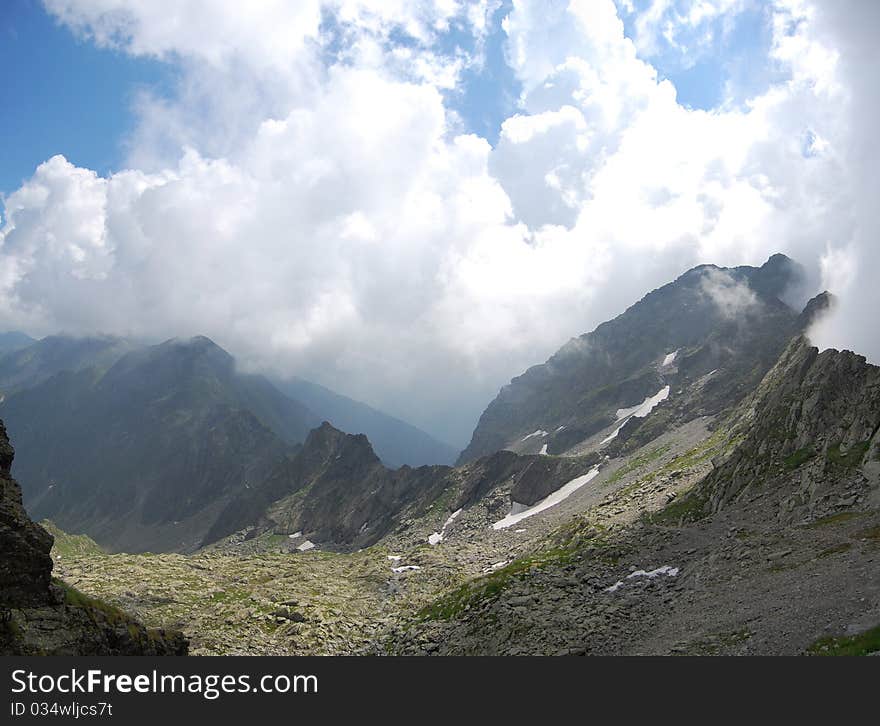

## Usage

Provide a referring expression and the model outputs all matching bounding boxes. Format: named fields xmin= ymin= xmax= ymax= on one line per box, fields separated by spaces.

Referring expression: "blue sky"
xmin=0 ymin=0 xmax=173 ymax=194
xmin=3 ymin=0 xmax=871 ymax=445
xmin=0 ymin=0 xmax=778 ymax=196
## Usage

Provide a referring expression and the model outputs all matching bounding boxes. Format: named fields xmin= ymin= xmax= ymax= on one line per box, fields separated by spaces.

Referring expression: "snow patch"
xmin=387 ymin=555 xmax=402 ymax=562
xmin=391 ymin=565 xmax=421 ymax=573
xmin=539 ymin=443 xmax=549 ymax=455
xmin=521 ymin=429 xmax=549 ymax=441
xmin=627 ymin=565 xmax=679 ymax=579
xmin=482 ymin=560 xmax=510 ymax=573
xmin=492 ymin=467 xmax=600 ymax=530
xmin=296 ymin=540 xmax=315 ymax=552
xmin=662 ymin=350 xmax=678 ymax=366
xmin=427 ymin=508 xmax=463 ymax=545
xmin=605 ymin=565 xmax=679 ymax=592
xmin=601 ymin=385 xmax=671 ymax=444
xmin=288 ymin=531 xmax=303 ymax=539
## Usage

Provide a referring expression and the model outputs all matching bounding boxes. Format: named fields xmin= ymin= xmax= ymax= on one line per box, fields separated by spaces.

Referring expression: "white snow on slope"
xmin=492 ymin=467 xmax=600 ymax=530
xmin=604 ymin=564 xmax=679 ymax=593
xmin=392 ymin=565 xmax=421 ymax=573
xmin=428 ymin=507 xmax=463 ymax=545
xmin=662 ymin=350 xmax=679 ymax=366
xmin=296 ymin=540 xmax=315 ymax=551
xmin=628 ymin=565 xmax=679 ymax=579
xmin=288 ymin=531 xmax=302 ymax=539
xmin=521 ymin=429 xmax=549 ymax=441
xmin=539 ymin=443 xmax=549 ymax=455
xmin=601 ymin=385 xmax=671 ymax=444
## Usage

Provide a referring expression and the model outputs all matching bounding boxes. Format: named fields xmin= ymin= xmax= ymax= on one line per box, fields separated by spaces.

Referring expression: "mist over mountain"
xmin=1 ymin=251 xmax=878 ymax=657
xmin=459 ymin=254 xmax=811 ymax=464
xmin=0 ymin=331 xmax=34 ymax=355
xmin=0 ymin=335 xmax=312 ymax=552
xmin=0 ymin=334 xmax=135 ymax=394
xmin=273 ymin=377 xmax=457 ymax=468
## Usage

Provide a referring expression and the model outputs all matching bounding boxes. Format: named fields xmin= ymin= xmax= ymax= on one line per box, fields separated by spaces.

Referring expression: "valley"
xmin=2 ymin=255 xmax=878 ymax=656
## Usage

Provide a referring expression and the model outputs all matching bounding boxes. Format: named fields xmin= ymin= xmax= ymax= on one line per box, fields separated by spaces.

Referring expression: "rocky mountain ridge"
xmin=459 ymin=254 xmax=807 ymax=464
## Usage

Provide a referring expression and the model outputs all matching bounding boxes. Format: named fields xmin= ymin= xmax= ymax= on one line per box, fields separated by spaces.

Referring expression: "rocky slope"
xmin=204 ymin=421 xmax=599 ymax=550
xmin=38 ymin=338 xmax=880 ymax=657
xmin=385 ymin=338 xmax=880 ymax=655
xmin=696 ymin=335 xmax=880 ymax=518
xmin=0 ymin=418 xmax=187 ymax=655
xmin=459 ymin=254 xmax=807 ymax=464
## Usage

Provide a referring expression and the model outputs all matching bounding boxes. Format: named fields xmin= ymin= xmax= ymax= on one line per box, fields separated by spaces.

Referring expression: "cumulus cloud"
xmin=1 ymin=0 xmax=877 ymax=446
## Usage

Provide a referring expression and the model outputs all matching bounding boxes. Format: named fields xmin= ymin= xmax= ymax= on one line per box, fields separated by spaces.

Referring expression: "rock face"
xmin=205 ymin=421 xmax=599 ymax=550
xmin=0 ymin=420 xmax=53 ymax=608
xmin=698 ymin=335 xmax=880 ymax=517
xmin=0 ymin=418 xmax=188 ymax=655
xmin=458 ymin=254 xmax=807 ymax=464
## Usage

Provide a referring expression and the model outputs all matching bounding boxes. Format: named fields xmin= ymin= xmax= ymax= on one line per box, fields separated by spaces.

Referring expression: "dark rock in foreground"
xmin=0 ymin=418 xmax=187 ymax=655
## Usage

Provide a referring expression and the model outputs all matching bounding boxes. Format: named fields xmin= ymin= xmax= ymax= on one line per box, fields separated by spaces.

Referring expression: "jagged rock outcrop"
xmin=0 ymin=419 xmax=188 ymax=655
xmin=0 ymin=420 xmax=54 ymax=608
xmin=697 ymin=334 xmax=880 ymax=518
xmin=205 ymin=422 xmax=599 ymax=549
xmin=459 ymin=254 xmax=808 ymax=464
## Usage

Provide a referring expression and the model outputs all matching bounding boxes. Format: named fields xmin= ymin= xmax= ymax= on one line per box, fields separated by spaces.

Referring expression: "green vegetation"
xmin=417 ymin=548 xmax=575 ymax=622
xmin=782 ymin=447 xmax=815 ymax=471
xmin=857 ymin=525 xmax=880 ymax=541
xmin=817 ymin=542 xmax=852 ymax=558
xmin=42 ymin=520 xmax=105 ymax=558
xmin=645 ymin=487 xmax=710 ymax=526
xmin=804 ymin=512 xmax=864 ymax=528
xmin=54 ymin=578 xmax=130 ymax=626
xmin=807 ymin=624 xmax=880 ymax=656
xmin=418 ymin=518 xmax=622 ymax=623
xmin=826 ymin=441 xmax=870 ymax=469
xmin=605 ymin=444 xmax=671 ymax=486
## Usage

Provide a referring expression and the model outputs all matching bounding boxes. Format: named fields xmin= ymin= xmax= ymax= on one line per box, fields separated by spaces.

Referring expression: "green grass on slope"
xmin=41 ymin=520 xmax=105 ymax=558
xmin=808 ymin=624 xmax=880 ymax=656
xmin=826 ymin=441 xmax=870 ymax=469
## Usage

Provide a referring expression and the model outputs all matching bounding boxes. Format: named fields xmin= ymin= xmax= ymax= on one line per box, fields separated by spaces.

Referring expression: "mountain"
xmin=26 ymin=273 xmax=879 ymax=656
xmin=0 ymin=331 xmax=35 ymax=355
xmin=0 ymin=334 xmax=134 ymax=395
xmin=0 ymin=418 xmax=187 ymax=655
xmin=386 ymin=335 xmax=880 ymax=655
xmin=274 ymin=377 xmax=457 ymax=467
xmin=459 ymin=253 xmax=808 ymax=464
xmin=0 ymin=336 xmax=319 ymax=553
xmin=203 ymin=421 xmax=599 ymax=550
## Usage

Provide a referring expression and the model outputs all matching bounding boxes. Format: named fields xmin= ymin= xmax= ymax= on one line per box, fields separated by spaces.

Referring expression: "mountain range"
xmin=2 ymin=252 xmax=878 ymax=656
xmin=0 ymin=334 xmax=455 ymax=551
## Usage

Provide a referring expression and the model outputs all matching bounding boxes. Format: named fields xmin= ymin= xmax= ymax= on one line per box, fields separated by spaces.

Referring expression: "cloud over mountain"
xmin=1 ymin=0 xmax=877 ymax=445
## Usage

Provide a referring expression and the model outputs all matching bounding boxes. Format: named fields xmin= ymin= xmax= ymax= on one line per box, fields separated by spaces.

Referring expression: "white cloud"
xmin=1 ymin=0 xmax=878 ymax=446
